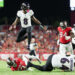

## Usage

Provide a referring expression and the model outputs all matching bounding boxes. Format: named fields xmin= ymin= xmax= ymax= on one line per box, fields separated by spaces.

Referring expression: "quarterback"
xmin=9 ymin=3 xmax=46 ymax=50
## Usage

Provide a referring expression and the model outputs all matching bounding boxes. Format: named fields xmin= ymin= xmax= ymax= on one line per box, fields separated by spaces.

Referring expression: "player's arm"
xmin=31 ymin=16 xmax=41 ymax=25
xmin=9 ymin=17 xmax=20 ymax=31
xmin=31 ymin=16 xmax=47 ymax=30
xmin=12 ymin=17 xmax=20 ymax=26
xmin=70 ymin=31 xmax=75 ymax=38
xmin=64 ymin=30 xmax=75 ymax=40
xmin=64 ymin=31 xmax=72 ymax=40
xmin=65 ymin=27 xmax=74 ymax=39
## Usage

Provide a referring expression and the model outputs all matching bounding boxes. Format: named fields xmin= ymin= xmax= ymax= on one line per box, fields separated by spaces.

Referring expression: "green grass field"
xmin=0 ymin=61 xmax=75 ymax=75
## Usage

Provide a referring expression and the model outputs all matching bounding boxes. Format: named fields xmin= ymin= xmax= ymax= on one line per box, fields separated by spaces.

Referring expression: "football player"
xmin=7 ymin=56 xmax=33 ymax=71
xmin=27 ymin=53 xmax=75 ymax=72
xmin=7 ymin=53 xmax=41 ymax=71
xmin=25 ymin=37 xmax=41 ymax=64
xmin=29 ymin=38 xmax=41 ymax=64
xmin=9 ymin=3 xmax=47 ymax=50
xmin=57 ymin=21 xmax=73 ymax=55
xmin=7 ymin=57 xmax=28 ymax=71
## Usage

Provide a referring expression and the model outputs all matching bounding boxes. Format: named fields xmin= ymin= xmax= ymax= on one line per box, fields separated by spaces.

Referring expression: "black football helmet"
xmin=7 ymin=58 xmax=14 ymax=67
xmin=21 ymin=3 xmax=30 ymax=10
xmin=7 ymin=57 xmax=17 ymax=67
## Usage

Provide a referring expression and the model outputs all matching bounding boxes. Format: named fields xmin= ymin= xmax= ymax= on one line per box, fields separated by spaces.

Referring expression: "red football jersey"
xmin=11 ymin=57 xmax=26 ymax=71
xmin=58 ymin=27 xmax=72 ymax=44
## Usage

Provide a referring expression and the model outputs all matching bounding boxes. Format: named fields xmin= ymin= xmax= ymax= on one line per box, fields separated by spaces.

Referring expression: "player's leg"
xmin=32 ymin=50 xmax=41 ymax=64
xmin=72 ymin=43 xmax=75 ymax=50
xmin=29 ymin=50 xmax=34 ymax=61
xmin=67 ymin=42 xmax=73 ymax=54
xmin=27 ymin=27 xmax=32 ymax=49
xmin=22 ymin=55 xmax=28 ymax=65
xmin=43 ymin=54 xmax=54 ymax=71
xmin=27 ymin=55 xmax=53 ymax=71
xmin=28 ymin=32 xmax=31 ymax=46
xmin=29 ymin=50 xmax=41 ymax=64
xmin=27 ymin=62 xmax=46 ymax=71
xmin=22 ymin=55 xmax=38 ymax=65
xmin=59 ymin=43 xmax=66 ymax=55
xmin=29 ymin=50 xmax=37 ymax=61
xmin=22 ymin=55 xmax=33 ymax=71
xmin=16 ymin=28 xmax=27 ymax=42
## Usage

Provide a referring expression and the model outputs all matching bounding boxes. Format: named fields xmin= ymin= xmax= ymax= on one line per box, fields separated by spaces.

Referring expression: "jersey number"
xmin=24 ymin=18 xmax=28 ymax=25
xmin=59 ymin=32 xmax=67 ymax=38
xmin=60 ymin=58 xmax=69 ymax=64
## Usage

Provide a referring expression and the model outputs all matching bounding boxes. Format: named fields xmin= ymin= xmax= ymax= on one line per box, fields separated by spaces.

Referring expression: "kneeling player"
xmin=27 ymin=54 xmax=75 ymax=72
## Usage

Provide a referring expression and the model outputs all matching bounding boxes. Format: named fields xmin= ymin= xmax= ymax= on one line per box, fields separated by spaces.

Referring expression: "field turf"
xmin=0 ymin=61 xmax=75 ymax=75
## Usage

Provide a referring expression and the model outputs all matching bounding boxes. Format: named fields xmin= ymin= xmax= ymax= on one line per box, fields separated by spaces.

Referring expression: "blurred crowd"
xmin=0 ymin=26 xmax=59 ymax=53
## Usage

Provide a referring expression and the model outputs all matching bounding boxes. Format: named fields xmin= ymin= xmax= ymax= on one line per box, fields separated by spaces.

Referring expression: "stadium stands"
xmin=0 ymin=25 xmax=59 ymax=54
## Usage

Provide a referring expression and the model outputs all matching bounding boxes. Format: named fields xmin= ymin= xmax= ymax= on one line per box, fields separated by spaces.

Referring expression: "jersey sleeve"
xmin=17 ymin=11 xmax=21 ymax=17
xmin=69 ymin=27 xmax=72 ymax=31
xmin=29 ymin=10 xmax=34 ymax=16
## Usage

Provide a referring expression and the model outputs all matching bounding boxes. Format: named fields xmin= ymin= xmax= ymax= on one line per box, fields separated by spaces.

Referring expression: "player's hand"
xmin=9 ymin=25 xmax=13 ymax=31
xmin=9 ymin=25 xmax=16 ymax=31
xmin=43 ymin=26 xmax=47 ymax=31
